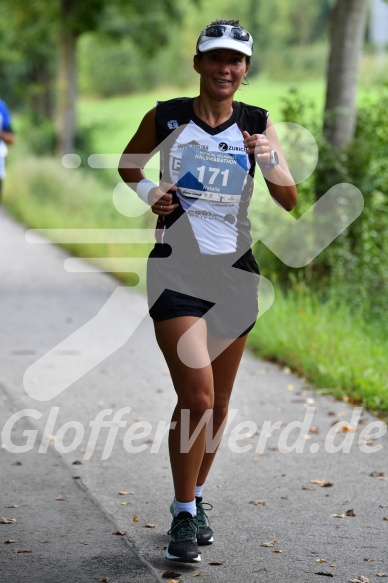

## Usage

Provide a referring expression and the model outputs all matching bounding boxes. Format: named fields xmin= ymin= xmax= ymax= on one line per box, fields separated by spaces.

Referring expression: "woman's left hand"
xmin=243 ymin=130 xmax=271 ymax=165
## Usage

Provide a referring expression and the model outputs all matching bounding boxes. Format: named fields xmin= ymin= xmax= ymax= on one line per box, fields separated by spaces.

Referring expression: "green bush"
xmin=20 ymin=116 xmax=57 ymax=156
xmin=256 ymin=85 xmax=388 ymax=322
xmin=18 ymin=112 xmax=99 ymax=160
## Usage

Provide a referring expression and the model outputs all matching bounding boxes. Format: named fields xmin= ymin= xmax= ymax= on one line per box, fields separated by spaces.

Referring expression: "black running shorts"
xmin=146 ymin=244 xmax=260 ymax=339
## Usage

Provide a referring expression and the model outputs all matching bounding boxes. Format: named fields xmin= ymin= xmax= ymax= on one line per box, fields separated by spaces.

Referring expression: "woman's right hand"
xmin=149 ymin=183 xmax=180 ymax=215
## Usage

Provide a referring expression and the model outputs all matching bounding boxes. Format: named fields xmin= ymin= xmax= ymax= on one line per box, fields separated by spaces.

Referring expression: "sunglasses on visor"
xmin=203 ymin=25 xmax=251 ymax=42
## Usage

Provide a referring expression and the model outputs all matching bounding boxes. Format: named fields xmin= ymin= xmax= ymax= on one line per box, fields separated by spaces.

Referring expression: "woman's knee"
xmin=178 ymin=387 xmax=214 ymax=419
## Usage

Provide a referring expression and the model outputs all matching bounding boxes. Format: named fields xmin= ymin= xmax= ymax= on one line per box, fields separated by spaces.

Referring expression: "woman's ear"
xmin=245 ymin=61 xmax=251 ymax=75
xmin=193 ymin=54 xmax=201 ymax=74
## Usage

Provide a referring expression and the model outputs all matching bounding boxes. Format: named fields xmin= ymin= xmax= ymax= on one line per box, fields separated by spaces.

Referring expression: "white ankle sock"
xmin=173 ymin=498 xmax=196 ymax=517
xmin=195 ymin=485 xmax=204 ymax=498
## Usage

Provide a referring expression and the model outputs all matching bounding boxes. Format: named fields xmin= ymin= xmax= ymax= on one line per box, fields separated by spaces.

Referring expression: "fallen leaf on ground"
xmin=119 ymin=491 xmax=134 ymax=495
xmin=120 ymin=502 xmax=130 ymax=506
xmin=55 ymin=496 xmax=65 ymax=501
xmin=261 ymin=539 xmax=277 ymax=547
xmin=72 ymin=460 xmax=85 ymax=465
xmin=370 ymin=471 xmax=384 ymax=477
xmin=209 ymin=560 xmax=224 ymax=565
xmin=331 ymin=513 xmax=346 ymax=518
xmin=302 ymin=486 xmax=317 ymax=491
xmin=0 ymin=517 xmax=16 ymax=524
xmin=338 ymin=422 xmax=357 ymax=432
xmin=192 ymin=573 xmax=202 ymax=577
xmin=5 ymin=504 xmax=18 ymax=508
xmin=4 ymin=539 xmax=17 ymax=544
xmin=310 ymin=426 xmax=320 ymax=434
xmin=144 ymin=523 xmax=156 ymax=528
xmin=10 ymin=461 xmax=22 ymax=466
xmin=13 ymin=549 xmax=32 ymax=553
xmin=165 ymin=580 xmax=180 ymax=583
xmin=273 ymin=549 xmax=283 ymax=553
xmin=311 ymin=479 xmax=326 ymax=484
xmin=98 ymin=578 xmax=111 ymax=582
xmin=383 ymin=517 xmax=388 ymax=521
xmin=112 ymin=530 xmax=127 ymax=536
xmin=133 ymin=514 xmax=140 ymax=523
xmin=376 ymin=574 xmax=387 ymax=578
xmin=249 ymin=499 xmax=266 ymax=506
xmin=364 ymin=439 xmax=377 ymax=445
xmin=162 ymin=570 xmax=181 ymax=578
xmin=316 ymin=558 xmax=327 ymax=563
xmin=346 ymin=509 xmax=356 ymax=516
xmin=350 ymin=578 xmax=370 ymax=583
xmin=379 ymin=504 xmax=388 ymax=508
xmin=314 ymin=572 xmax=333 ymax=577
xmin=311 ymin=479 xmax=333 ymax=487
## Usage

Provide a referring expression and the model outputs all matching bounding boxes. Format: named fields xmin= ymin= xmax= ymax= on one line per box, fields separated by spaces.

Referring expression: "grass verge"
xmin=247 ymin=285 xmax=388 ymax=418
xmin=3 ymin=156 xmax=153 ymax=290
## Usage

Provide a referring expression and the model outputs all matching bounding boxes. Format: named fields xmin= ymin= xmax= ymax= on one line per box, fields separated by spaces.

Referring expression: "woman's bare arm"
xmin=243 ymin=116 xmax=298 ymax=211
xmin=118 ymin=107 xmax=178 ymax=215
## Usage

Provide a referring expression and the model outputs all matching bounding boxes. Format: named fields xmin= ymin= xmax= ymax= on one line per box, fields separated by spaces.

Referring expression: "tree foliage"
xmin=1 ymin=0 xmax=335 ymax=107
xmin=0 ymin=1 xmax=57 ymax=112
xmin=0 ymin=0 xmax=375 ymax=154
xmin=0 ymin=0 xmax=199 ymax=153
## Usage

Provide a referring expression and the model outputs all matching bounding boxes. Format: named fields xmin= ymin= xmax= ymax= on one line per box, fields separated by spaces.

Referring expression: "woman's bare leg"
xmin=154 ymin=316 xmax=214 ymax=503
xmin=196 ymin=334 xmax=248 ymax=487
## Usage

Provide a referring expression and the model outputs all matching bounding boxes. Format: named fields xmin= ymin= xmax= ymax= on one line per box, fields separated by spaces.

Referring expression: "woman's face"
xmin=194 ymin=49 xmax=250 ymax=101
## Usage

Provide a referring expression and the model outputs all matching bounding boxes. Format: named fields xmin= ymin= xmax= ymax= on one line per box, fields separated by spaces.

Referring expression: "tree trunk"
xmin=56 ymin=0 xmax=77 ymax=155
xmin=323 ymin=0 xmax=369 ymax=149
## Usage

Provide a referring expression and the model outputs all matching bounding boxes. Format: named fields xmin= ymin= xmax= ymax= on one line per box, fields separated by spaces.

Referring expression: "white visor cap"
xmin=196 ymin=25 xmax=253 ymax=57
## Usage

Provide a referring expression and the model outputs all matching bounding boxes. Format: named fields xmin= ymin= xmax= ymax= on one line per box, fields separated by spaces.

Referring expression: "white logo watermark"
xmin=20 ymin=122 xmax=364 ymax=401
xmin=1 ymin=406 xmax=385 ymax=459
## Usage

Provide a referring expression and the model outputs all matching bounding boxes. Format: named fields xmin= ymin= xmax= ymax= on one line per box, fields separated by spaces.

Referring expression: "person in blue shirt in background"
xmin=0 ymin=97 xmax=14 ymax=203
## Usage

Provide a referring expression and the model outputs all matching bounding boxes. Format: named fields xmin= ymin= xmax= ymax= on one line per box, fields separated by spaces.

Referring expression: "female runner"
xmin=119 ymin=19 xmax=297 ymax=563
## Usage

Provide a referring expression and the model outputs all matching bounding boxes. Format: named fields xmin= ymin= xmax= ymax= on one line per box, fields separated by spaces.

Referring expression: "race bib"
xmin=177 ymin=146 xmax=248 ymax=203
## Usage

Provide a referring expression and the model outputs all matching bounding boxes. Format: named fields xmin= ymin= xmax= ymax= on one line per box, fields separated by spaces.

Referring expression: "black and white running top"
xmin=154 ymin=97 xmax=268 ymax=255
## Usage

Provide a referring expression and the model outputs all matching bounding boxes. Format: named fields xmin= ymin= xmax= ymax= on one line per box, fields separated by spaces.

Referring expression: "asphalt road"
xmin=1 ymin=208 xmax=387 ymax=583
